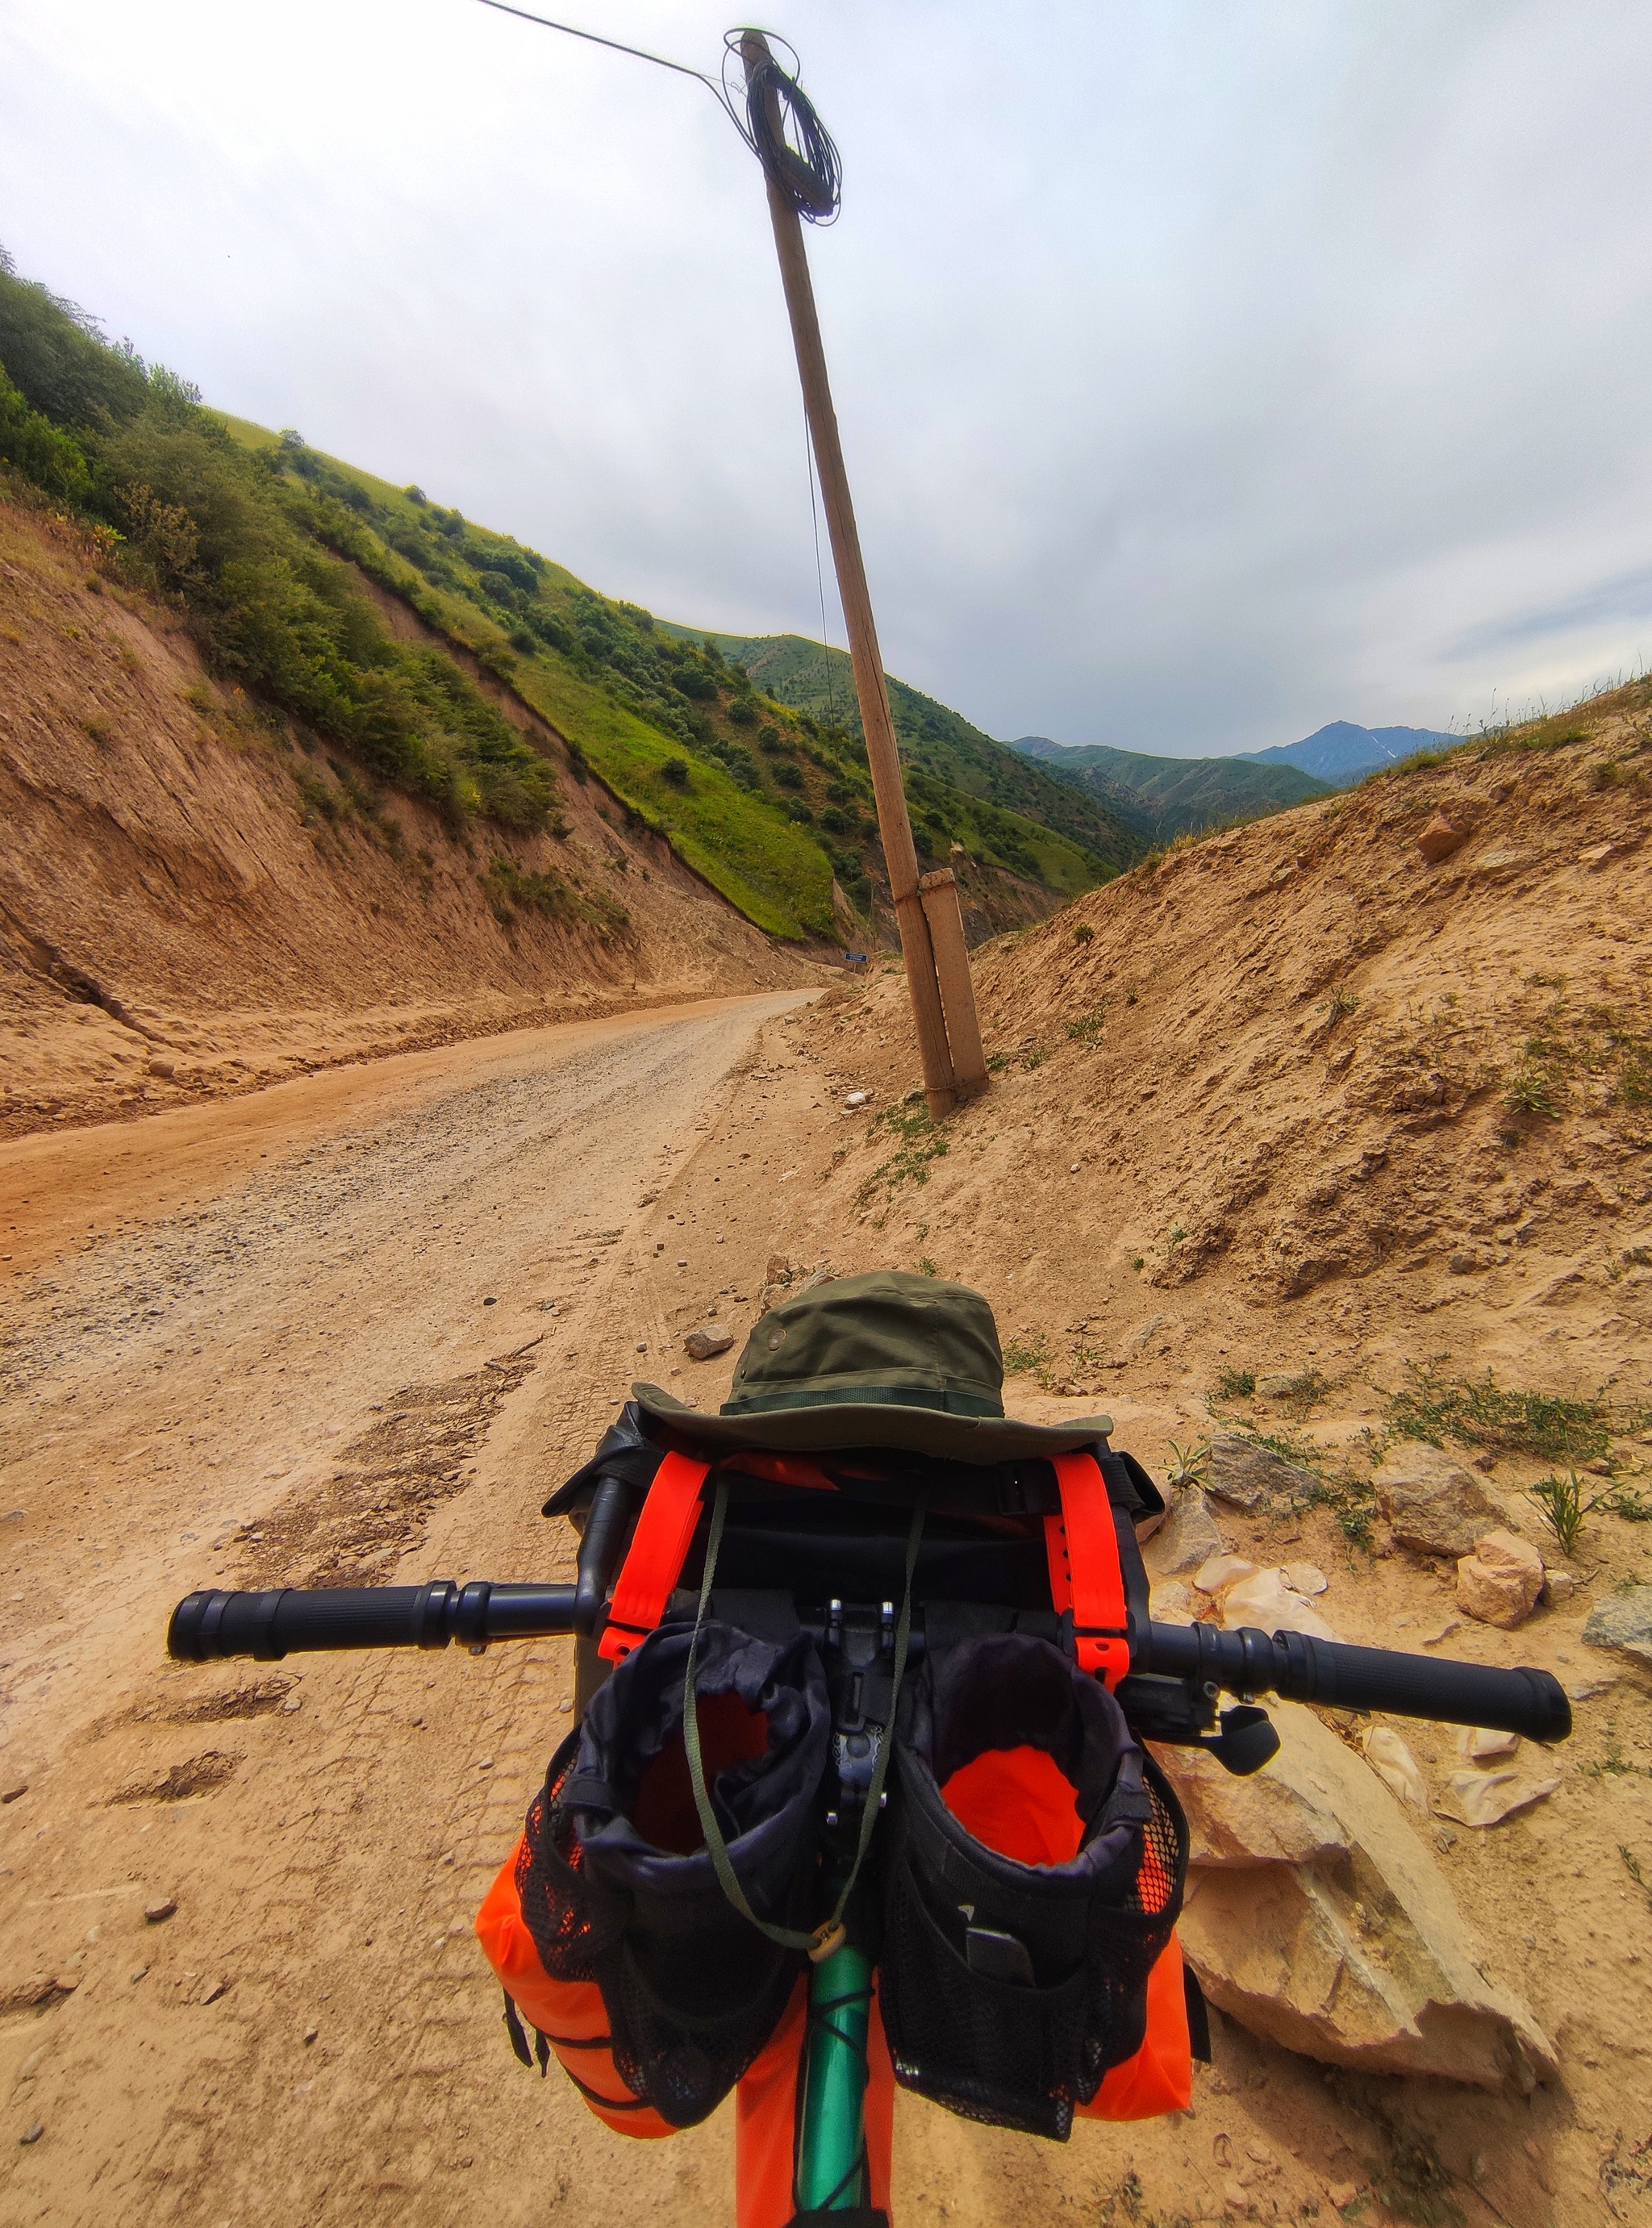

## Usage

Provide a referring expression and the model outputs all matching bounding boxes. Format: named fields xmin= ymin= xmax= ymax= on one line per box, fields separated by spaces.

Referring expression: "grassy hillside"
xmin=0 ymin=246 xmax=1135 ymax=941
xmin=676 ymin=628 xmax=1141 ymax=878
xmin=1011 ymin=736 xmax=1330 ymax=838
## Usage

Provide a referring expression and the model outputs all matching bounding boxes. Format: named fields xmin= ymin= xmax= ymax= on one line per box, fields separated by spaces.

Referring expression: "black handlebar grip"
xmin=1139 ymin=1621 xmax=1571 ymax=1744
xmin=168 ymin=1582 xmax=578 ymax=1662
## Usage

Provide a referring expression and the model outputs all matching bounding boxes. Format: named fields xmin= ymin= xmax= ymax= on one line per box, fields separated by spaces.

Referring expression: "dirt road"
xmin=0 ymin=990 xmax=819 ymax=2226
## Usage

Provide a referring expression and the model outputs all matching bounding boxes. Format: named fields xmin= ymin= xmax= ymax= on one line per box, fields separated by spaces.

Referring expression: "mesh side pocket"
xmin=516 ymin=1728 xmax=622 ymax=1983
xmin=882 ymin=1831 xmax=1093 ymax=2139
xmin=1072 ymin=1761 xmax=1187 ymax=2094
xmin=598 ymin=1926 xmax=803 ymax=2127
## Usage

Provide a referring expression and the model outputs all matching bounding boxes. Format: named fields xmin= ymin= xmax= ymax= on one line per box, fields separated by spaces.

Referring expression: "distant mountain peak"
xmin=1238 ymin=721 xmax=1457 ymax=786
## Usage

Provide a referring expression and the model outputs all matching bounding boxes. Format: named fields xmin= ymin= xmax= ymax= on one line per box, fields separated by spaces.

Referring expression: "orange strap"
xmin=1044 ymin=1451 xmax=1131 ymax=1688
xmin=597 ymin=1450 xmax=712 ymax=1665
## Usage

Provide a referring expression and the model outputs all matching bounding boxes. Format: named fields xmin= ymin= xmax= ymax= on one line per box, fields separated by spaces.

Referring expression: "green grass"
xmin=859 ymin=1095 xmax=949 ymax=1203
xmin=675 ymin=624 xmax=1142 ymax=878
xmin=1384 ymin=1360 xmax=1633 ymax=1465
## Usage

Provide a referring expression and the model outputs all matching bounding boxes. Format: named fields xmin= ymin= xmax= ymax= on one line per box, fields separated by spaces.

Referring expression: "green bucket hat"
xmin=632 ymin=1270 xmax=1112 ymax=1462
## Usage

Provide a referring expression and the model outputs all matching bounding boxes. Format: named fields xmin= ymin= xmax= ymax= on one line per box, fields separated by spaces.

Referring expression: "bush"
xmin=0 ymin=248 xmax=561 ymax=836
xmin=661 ymin=756 xmax=690 ymax=788
xmin=727 ymin=697 xmax=757 ymax=728
xmin=774 ymin=761 xmax=804 ymax=791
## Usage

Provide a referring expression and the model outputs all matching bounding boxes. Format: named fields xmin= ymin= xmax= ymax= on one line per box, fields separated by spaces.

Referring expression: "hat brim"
xmin=631 ymin=1383 xmax=1112 ymax=1463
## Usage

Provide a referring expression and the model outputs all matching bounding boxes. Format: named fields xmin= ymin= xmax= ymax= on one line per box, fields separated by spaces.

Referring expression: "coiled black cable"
xmin=472 ymin=6 xmax=843 ymax=224
xmin=734 ymin=41 xmax=842 ymax=223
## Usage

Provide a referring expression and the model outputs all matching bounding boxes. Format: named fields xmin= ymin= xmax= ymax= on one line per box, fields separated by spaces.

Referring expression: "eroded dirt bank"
xmin=0 ymin=501 xmax=818 ymax=1141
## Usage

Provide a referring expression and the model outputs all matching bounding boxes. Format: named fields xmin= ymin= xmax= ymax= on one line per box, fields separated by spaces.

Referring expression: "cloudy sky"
xmin=5 ymin=1 xmax=1651 ymax=756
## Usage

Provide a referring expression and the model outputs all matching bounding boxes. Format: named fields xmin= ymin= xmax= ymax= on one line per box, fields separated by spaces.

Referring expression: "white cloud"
xmin=4 ymin=0 xmax=1650 ymax=753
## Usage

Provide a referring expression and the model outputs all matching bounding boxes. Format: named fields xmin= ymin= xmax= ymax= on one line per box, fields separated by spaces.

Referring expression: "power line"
xmin=469 ymin=5 xmax=841 ymax=221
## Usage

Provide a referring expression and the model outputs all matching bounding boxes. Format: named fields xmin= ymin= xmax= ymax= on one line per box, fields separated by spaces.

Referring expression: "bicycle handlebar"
xmin=167 ymin=1583 xmax=1571 ymax=1742
xmin=167 ymin=1582 xmax=578 ymax=1663
xmin=1135 ymin=1620 xmax=1570 ymax=1743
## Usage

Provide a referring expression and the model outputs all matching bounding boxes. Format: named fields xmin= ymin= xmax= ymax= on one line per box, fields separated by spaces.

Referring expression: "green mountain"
xmin=675 ymin=630 xmax=1141 ymax=878
xmin=1010 ymin=736 xmax=1332 ymax=838
xmin=0 ymin=246 xmax=1137 ymax=947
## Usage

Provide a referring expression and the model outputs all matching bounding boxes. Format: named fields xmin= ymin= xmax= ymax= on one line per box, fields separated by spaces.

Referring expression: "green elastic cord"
xmin=682 ymin=1475 xmax=925 ymax=1955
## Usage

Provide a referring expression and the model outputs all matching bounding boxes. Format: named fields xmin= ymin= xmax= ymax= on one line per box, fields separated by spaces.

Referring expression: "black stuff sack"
xmin=878 ymin=1631 xmax=1187 ymax=2139
xmin=515 ymin=1621 xmax=831 ymax=2127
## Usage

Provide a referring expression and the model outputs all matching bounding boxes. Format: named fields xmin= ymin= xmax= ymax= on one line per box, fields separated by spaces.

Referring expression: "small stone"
xmin=1582 ymin=1585 xmax=1652 ymax=1668
xmin=1 ymin=1783 xmax=26 ymax=1805
xmin=1416 ymin=814 xmax=1467 ymax=864
xmin=1543 ymin=1570 xmax=1576 ymax=1604
xmin=1223 ymin=1569 xmax=1337 ymax=1641
xmin=148 ymin=1058 xmax=175 ymax=1079
xmin=1148 ymin=1579 xmax=1195 ymax=1621
xmin=144 ymin=1899 xmax=177 ymax=1924
xmin=684 ymin=1323 xmax=735 ymax=1362
xmin=1457 ymin=1529 xmax=1544 ymax=1629
xmin=1457 ymin=1726 xmax=1519 ymax=1762
xmin=1373 ymin=1442 xmax=1500 ymax=1557
xmin=19 ymin=2122 xmax=43 ymax=2147
xmin=476 ymin=1758 xmax=494 ymax=1771
xmin=282 ymin=1694 xmax=302 ymax=1713
xmin=1437 ymin=1769 xmax=1559 ymax=1828
xmin=1254 ymin=1373 xmax=1299 ymax=1399
xmin=1144 ymin=1487 xmax=1227 ymax=1579
xmin=1194 ymin=1554 xmax=1258 ymax=1595
xmin=1566 ymin=1675 xmax=1615 ymax=1701
xmin=200 ymin=1979 xmax=227 ymax=2005
xmin=1364 ymin=1726 xmax=1429 ymax=1814
xmin=1420 ymin=1615 xmax=1460 ymax=1646
xmin=1283 ymin=1561 xmax=1329 ymax=1596
xmin=557 ymin=1696 xmax=573 ymax=1713
xmin=1207 ymin=1432 xmax=1318 ymax=1511
xmin=303 ymin=2025 xmax=319 ymax=2045
xmin=128 ymin=1966 xmax=148 ymax=1984
xmin=482 ymin=1296 xmax=497 ymax=1307
xmin=16 ymin=2046 xmax=47 ymax=2080
xmin=844 ymin=1091 xmax=868 ymax=1108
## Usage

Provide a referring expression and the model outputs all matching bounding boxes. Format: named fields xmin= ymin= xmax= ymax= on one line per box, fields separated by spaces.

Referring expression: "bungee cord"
xmin=470 ymin=3 xmax=842 ymax=222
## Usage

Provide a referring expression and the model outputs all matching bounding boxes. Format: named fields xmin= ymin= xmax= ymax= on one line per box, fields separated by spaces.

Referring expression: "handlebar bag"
xmin=878 ymin=1631 xmax=1187 ymax=2139
xmin=513 ymin=1619 xmax=831 ymax=2128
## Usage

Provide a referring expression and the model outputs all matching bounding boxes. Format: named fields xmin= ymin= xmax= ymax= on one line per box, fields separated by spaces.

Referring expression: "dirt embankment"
xmin=0 ymin=502 xmax=819 ymax=1140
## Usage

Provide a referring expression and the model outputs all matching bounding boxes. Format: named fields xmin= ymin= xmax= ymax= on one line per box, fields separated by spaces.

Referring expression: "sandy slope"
xmin=0 ymin=502 xmax=817 ymax=1142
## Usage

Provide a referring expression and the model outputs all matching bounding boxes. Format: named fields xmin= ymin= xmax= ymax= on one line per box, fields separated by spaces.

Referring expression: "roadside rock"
xmin=1363 ymin=1725 xmax=1429 ymax=1815
xmin=1437 ymin=1768 xmax=1560 ymax=1829
xmin=1417 ymin=814 xmax=1468 ymax=864
xmin=1166 ymin=1701 xmax=1555 ymax=2088
xmin=683 ymin=1325 xmax=734 ymax=1362
xmin=1208 ymin=1432 xmax=1318 ymax=1511
xmin=1143 ymin=1487 xmax=1226 ymax=1579
xmin=1456 ymin=1529 xmax=1544 ymax=1629
xmin=1372 ymin=1442 xmax=1500 ymax=1557
xmin=1582 ymin=1584 xmax=1652 ymax=1669
xmin=1221 ymin=1569 xmax=1338 ymax=1642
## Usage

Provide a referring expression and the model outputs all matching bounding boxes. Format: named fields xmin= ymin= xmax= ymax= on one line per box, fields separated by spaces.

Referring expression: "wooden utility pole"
xmin=741 ymin=32 xmax=987 ymax=1121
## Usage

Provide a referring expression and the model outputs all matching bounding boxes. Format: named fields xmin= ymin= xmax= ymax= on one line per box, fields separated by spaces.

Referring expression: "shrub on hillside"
xmin=0 ymin=246 xmax=560 ymax=835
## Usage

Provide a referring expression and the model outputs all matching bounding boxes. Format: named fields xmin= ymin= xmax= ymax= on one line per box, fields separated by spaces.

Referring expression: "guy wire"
xmin=804 ymin=417 xmax=837 ymax=729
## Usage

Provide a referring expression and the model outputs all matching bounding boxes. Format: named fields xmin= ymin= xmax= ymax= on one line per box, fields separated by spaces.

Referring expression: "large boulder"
xmin=1583 ymin=1584 xmax=1652 ymax=1669
xmin=1163 ymin=1701 xmax=1555 ymax=2089
xmin=1144 ymin=1486 xmax=1226 ymax=1578
xmin=1372 ymin=1442 xmax=1500 ymax=1556
xmin=1208 ymin=1432 xmax=1319 ymax=1511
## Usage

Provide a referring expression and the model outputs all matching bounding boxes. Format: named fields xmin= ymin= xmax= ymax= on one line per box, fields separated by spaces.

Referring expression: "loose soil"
xmin=2 ymin=711 xmax=1651 ymax=2224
